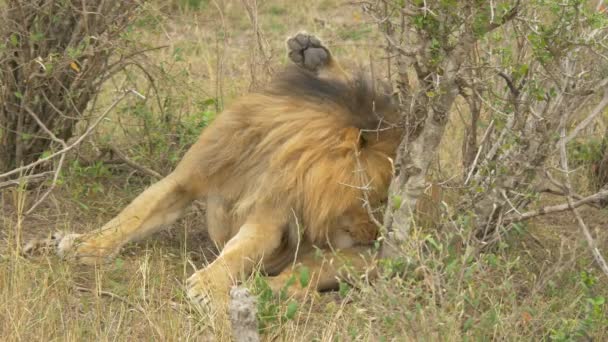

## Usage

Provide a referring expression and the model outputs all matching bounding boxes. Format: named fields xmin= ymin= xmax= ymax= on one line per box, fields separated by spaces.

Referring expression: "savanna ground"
xmin=1 ymin=0 xmax=608 ymax=340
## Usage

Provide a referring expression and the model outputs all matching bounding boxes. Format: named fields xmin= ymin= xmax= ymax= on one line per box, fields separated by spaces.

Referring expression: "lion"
xmin=47 ymin=32 xmax=403 ymax=309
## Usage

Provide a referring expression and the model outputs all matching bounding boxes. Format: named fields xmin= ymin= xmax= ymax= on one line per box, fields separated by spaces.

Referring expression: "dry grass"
xmin=1 ymin=0 xmax=608 ymax=340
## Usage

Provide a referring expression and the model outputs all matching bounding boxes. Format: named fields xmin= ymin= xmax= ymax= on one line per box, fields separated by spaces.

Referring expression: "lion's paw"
xmin=21 ymin=232 xmax=75 ymax=256
xmin=186 ymin=268 xmax=232 ymax=314
xmin=287 ymin=32 xmax=330 ymax=73
xmin=54 ymin=232 xmax=82 ymax=257
xmin=53 ymin=232 xmax=117 ymax=265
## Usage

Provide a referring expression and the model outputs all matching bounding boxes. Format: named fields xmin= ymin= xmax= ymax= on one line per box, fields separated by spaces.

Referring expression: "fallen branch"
xmin=481 ymin=188 xmax=608 ymax=253
xmin=507 ymin=189 xmax=608 ymax=223
xmin=108 ymin=144 xmax=163 ymax=179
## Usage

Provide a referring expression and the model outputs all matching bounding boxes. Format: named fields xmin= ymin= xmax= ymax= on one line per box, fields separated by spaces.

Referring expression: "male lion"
xmin=51 ymin=32 xmax=403 ymax=309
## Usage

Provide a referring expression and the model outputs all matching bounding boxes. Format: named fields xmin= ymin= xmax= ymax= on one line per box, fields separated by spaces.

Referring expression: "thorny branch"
xmin=363 ymin=1 xmax=608 ymax=282
xmin=373 ymin=0 xmax=522 ymax=258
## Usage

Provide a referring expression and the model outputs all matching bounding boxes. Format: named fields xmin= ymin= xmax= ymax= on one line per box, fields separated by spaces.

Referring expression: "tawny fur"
xmin=195 ymin=71 xmax=399 ymax=245
xmin=54 ymin=33 xmax=403 ymax=309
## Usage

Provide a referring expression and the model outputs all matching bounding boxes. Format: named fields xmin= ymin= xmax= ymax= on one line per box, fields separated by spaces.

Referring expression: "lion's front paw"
xmin=186 ymin=268 xmax=232 ymax=313
xmin=56 ymin=232 xmax=117 ymax=265
xmin=22 ymin=231 xmax=66 ymax=256
xmin=287 ymin=32 xmax=330 ymax=73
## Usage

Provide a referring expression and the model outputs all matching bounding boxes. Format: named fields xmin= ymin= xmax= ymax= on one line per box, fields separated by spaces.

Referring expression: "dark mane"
xmin=263 ymin=65 xmax=396 ymax=130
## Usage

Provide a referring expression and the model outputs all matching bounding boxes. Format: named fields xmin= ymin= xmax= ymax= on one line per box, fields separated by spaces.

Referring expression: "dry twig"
xmin=108 ymin=144 xmax=164 ymax=180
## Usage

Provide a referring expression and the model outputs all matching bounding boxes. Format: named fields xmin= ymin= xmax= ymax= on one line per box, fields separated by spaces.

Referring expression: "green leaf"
xmin=512 ymin=222 xmax=524 ymax=234
xmin=284 ymin=301 xmax=298 ymax=320
xmin=173 ymin=47 xmax=184 ymax=62
xmin=284 ymin=274 xmax=296 ymax=288
xmin=76 ymin=201 xmax=89 ymax=210
xmin=10 ymin=33 xmax=19 ymax=47
xmin=589 ymin=296 xmax=605 ymax=306
xmin=30 ymin=32 xmax=44 ymax=42
xmin=392 ymin=195 xmax=402 ymax=210
xmin=202 ymin=110 xmax=216 ymax=125
xmin=339 ymin=282 xmax=350 ymax=298
xmin=425 ymin=235 xmax=442 ymax=251
xmin=298 ymin=266 xmax=310 ymax=288
xmin=44 ymin=62 xmax=54 ymax=74
xmin=517 ymin=64 xmax=529 ymax=78
xmin=201 ymin=98 xmax=216 ymax=107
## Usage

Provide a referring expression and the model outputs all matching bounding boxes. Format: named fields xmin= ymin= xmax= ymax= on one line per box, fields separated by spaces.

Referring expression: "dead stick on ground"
xmin=75 ymin=286 xmax=144 ymax=313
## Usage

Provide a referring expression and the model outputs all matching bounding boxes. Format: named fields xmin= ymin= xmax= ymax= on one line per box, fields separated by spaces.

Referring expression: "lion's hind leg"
xmin=56 ymin=170 xmax=199 ymax=264
xmin=287 ymin=32 xmax=350 ymax=82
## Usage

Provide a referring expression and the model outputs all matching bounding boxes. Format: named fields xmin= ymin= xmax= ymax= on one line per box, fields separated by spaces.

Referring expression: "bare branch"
xmin=0 ymin=92 xmax=130 ymax=180
xmin=507 ymin=189 xmax=608 ymax=223
xmin=383 ymin=33 xmax=418 ymax=57
xmin=0 ymin=171 xmax=54 ymax=190
xmin=464 ymin=120 xmax=494 ymax=185
xmin=23 ymin=107 xmax=68 ymax=148
xmin=21 ymin=106 xmax=68 ymax=214
xmin=485 ymin=0 xmax=521 ymax=33
xmin=497 ymin=72 xmax=520 ymax=98
xmin=25 ymin=153 xmax=65 ymax=215
xmin=562 ymin=89 xmax=608 ymax=144
xmin=108 ymin=144 xmax=164 ymax=180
